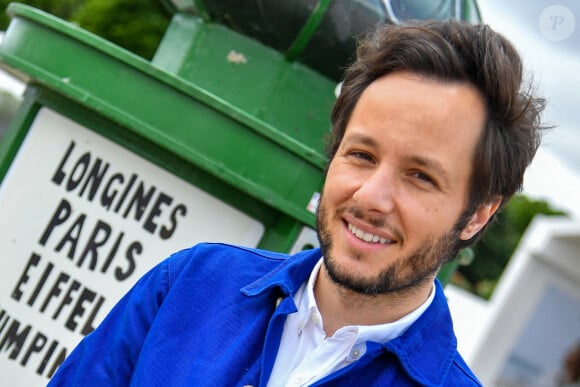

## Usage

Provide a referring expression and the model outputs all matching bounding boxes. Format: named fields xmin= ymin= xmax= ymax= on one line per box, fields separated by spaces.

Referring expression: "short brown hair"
xmin=327 ymin=20 xmax=547 ymax=246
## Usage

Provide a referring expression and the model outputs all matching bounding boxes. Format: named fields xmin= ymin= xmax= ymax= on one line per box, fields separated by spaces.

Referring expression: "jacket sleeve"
xmin=47 ymin=253 xmax=175 ymax=386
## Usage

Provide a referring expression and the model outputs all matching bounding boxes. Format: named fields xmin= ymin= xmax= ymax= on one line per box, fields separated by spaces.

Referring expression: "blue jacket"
xmin=48 ymin=243 xmax=481 ymax=386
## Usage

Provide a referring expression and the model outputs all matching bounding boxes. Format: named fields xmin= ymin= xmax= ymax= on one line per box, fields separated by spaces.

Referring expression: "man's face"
xmin=317 ymin=71 xmax=487 ymax=295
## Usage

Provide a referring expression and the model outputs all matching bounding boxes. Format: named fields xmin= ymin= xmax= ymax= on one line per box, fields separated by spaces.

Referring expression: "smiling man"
xmin=314 ymin=71 xmax=491 ymax=334
xmin=49 ymin=20 xmax=546 ymax=386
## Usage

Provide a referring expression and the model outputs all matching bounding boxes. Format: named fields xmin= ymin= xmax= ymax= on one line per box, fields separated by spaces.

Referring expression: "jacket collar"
xmin=383 ymin=280 xmax=460 ymax=386
xmin=240 ymin=247 xmax=322 ymax=298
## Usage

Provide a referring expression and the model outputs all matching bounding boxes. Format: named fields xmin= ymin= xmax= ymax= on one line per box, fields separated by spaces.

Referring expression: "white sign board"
xmin=0 ymin=108 xmax=265 ymax=385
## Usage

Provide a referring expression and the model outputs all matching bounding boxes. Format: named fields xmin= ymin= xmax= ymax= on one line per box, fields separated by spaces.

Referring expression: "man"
xmin=49 ymin=19 xmax=545 ymax=386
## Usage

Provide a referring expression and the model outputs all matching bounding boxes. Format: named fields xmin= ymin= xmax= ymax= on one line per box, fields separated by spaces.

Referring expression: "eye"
xmin=349 ymin=151 xmax=375 ymax=163
xmin=411 ymin=171 xmax=437 ymax=187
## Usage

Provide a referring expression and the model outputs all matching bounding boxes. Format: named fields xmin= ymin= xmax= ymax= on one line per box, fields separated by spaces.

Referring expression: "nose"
xmin=352 ymin=167 xmax=397 ymax=215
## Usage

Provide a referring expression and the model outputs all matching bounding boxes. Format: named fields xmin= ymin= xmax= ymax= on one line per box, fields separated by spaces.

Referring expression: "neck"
xmin=314 ymin=265 xmax=434 ymax=337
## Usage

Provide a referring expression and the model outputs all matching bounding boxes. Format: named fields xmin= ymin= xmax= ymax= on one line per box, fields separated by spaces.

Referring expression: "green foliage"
xmin=0 ymin=0 xmax=83 ymax=30
xmin=0 ymin=0 xmax=171 ymax=59
xmin=454 ymin=194 xmax=567 ymax=299
xmin=71 ymin=0 xmax=170 ymax=60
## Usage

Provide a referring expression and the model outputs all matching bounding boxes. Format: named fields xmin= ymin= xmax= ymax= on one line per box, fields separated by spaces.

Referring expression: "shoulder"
xmin=167 ymin=242 xmax=289 ymax=268
xmin=163 ymin=242 xmax=292 ymax=284
xmin=159 ymin=243 xmax=322 ymax=298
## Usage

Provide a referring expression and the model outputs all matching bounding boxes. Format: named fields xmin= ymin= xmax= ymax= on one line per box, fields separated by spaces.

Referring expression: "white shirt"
xmin=267 ymin=258 xmax=436 ymax=387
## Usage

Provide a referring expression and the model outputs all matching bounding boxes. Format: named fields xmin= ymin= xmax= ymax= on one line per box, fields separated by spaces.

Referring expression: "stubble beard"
xmin=315 ymin=198 xmax=463 ymax=296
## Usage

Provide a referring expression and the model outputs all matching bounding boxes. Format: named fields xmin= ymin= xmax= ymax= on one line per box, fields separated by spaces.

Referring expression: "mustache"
xmin=340 ymin=203 xmax=405 ymax=243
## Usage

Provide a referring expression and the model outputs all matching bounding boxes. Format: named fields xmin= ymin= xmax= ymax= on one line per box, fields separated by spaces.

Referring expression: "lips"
xmin=347 ymin=223 xmax=394 ymax=244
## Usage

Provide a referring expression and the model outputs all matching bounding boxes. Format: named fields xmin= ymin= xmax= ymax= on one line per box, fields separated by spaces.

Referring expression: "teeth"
xmin=348 ymin=223 xmax=392 ymax=244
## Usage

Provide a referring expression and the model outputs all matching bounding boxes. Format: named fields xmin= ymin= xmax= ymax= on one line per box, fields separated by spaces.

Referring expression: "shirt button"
xmin=351 ymin=349 xmax=361 ymax=359
xmin=311 ymin=311 xmax=321 ymax=323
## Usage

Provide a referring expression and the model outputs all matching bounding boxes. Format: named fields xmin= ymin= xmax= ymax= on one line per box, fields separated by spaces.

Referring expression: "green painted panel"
xmin=0 ymin=4 xmax=325 ymax=228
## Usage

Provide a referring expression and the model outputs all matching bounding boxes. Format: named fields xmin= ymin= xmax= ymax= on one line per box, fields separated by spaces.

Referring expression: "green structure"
xmin=0 ymin=4 xmax=332 ymax=255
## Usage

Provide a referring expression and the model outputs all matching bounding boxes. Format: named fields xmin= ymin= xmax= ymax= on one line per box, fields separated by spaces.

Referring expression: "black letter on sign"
xmin=0 ymin=320 xmax=32 ymax=359
xmin=65 ymin=288 xmax=96 ymax=332
xmin=144 ymin=192 xmax=173 ymax=235
xmin=55 ymin=214 xmax=86 ymax=260
xmin=52 ymin=141 xmax=75 ymax=186
xmin=12 ymin=253 xmax=41 ymax=301
xmin=101 ymin=173 xmax=124 ymax=210
xmin=79 ymin=158 xmax=110 ymax=201
xmin=116 ymin=241 xmax=140 ymax=281
xmin=123 ymin=182 xmax=156 ymax=221
xmin=39 ymin=199 xmax=72 ymax=246
xmin=20 ymin=332 xmax=47 ymax=367
xmin=77 ymin=220 xmax=112 ymax=270
xmin=81 ymin=295 xmax=105 ymax=336
xmin=161 ymin=204 xmax=187 ymax=240
xmin=66 ymin=152 xmax=91 ymax=192
xmin=53 ymin=280 xmax=81 ymax=320
xmin=40 ymin=272 xmax=70 ymax=313
xmin=28 ymin=261 xmax=54 ymax=307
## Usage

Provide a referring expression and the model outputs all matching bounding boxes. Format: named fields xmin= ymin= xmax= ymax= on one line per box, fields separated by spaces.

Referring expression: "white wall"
xmin=448 ymin=216 xmax=580 ymax=386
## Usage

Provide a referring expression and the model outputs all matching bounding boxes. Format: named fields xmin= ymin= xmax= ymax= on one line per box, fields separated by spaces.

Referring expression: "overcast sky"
xmin=477 ymin=0 xmax=580 ymax=216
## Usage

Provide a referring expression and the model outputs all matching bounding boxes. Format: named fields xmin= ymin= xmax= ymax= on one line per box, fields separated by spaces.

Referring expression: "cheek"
xmin=399 ymin=196 xmax=458 ymax=231
xmin=414 ymin=198 xmax=465 ymax=233
xmin=324 ymin=164 xmax=360 ymax=199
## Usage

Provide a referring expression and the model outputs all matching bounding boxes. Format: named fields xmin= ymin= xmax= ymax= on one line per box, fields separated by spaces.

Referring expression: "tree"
xmin=0 ymin=0 xmax=170 ymax=59
xmin=0 ymin=0 xmax=84 ymax=31
xmin=70 ymin=0 xmax=170 ymax=60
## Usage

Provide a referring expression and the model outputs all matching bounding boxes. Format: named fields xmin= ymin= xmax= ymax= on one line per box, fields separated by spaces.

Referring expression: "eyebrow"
xmin=341 ymin=133 xmax=379 ymax=149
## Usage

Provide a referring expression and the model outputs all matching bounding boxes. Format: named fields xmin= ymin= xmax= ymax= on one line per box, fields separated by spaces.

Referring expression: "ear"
xmin=460 ymin=197 xmax=502 ymax=241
